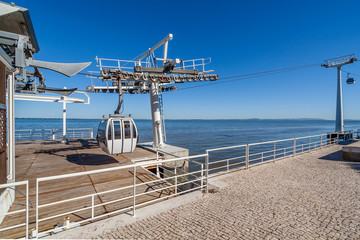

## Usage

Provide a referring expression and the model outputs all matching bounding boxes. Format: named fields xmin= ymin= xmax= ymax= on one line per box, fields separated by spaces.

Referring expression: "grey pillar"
xmin=335 ymin=67 xmax=344 ymax=133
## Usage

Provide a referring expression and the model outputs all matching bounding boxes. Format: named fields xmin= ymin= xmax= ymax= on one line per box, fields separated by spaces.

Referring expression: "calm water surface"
xmin=15 ymin=118 xmax=360 ymax=155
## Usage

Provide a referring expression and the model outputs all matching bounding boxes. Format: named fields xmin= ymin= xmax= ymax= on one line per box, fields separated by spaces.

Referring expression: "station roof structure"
xmin=0 ymin=1 xmax=39 ymax=52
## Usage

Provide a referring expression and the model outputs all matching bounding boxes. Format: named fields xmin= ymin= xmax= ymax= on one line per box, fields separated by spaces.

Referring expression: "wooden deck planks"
xmin=0 ymin=139 xmax=174 ymax=239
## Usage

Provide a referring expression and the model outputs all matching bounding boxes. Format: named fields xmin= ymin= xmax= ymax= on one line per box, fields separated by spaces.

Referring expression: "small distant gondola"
xmin=97 ymin=115 xmax=138 ymax=154
xmin=346 ymin=77 xmax=355 ymax=84
xmin=346 ymin=73 xmax=355 ymax=85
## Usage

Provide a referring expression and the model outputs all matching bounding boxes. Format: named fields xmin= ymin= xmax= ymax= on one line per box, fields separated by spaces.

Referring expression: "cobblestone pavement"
xmin=97 ymin=145 xmax=360 ymax=240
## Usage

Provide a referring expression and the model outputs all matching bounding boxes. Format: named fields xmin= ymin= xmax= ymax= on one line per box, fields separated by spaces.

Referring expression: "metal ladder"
xmin=158 ymin=91 xmax=166 ymax=143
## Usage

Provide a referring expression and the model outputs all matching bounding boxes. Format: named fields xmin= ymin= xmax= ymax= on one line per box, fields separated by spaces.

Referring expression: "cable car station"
xmin=1 ymin=1 xmax=359 ymax=239
xmin=0 ymin=2 xmax=218 ymax=238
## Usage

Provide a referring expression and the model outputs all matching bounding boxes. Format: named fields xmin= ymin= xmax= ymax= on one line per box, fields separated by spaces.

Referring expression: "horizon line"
xmin=14 ymin=117 xmax=360 ymax=121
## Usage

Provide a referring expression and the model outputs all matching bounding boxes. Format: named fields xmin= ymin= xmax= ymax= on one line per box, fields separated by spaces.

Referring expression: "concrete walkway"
xmin=51 ymin=144 xmax=360 ymax=239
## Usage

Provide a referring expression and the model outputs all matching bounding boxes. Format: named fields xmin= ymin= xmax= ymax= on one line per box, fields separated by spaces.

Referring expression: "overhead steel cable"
xmin=214 ymin=63 xmax=320 ymax=80
xmin=343 ymin=70 xmax=360 ymax=77
xmin=177 ymin=63 xmax=321 ymax=91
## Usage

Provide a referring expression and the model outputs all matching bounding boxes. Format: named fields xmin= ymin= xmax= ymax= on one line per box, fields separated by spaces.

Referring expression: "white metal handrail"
xmin=35 ymin=154 xmax=207 ymax=238
xmin=15 ymin=128 xmax=94 ymax=141
xmin=175 ymin=57 xmax=211 ymax=73
xmin=206 ymin=130 xmax=358 ymax=176
xmin=96 ymin=57 xmax=150 ymax=70
xmin=0 ymin=181 xmax=29 ymax=239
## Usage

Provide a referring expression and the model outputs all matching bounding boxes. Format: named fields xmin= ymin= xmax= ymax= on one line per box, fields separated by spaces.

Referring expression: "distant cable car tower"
xmin=322 ymin=54 xmax=357 ymax=132
xmin=87 ymin=34 xmax=218 ymax=151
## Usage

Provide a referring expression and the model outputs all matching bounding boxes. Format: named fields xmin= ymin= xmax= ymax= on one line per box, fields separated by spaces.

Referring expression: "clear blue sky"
xmin=13 ymin=0 xmax=360 ymax=120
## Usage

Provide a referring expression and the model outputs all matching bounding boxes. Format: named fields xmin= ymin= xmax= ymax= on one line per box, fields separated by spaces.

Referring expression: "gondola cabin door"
xmin=112 ymin=120 xmax=122 ymax=154
xmin=122 ymin=120 xmax=132 ymax=152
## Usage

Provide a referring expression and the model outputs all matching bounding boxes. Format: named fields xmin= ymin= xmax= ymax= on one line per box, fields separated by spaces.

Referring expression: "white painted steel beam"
xmin=7 ymin=73 xmax=15 ymax=182
xmin=14 ymin=94 xmax=86 ymax=103
xmin=14 ymin=91 xmax=90 ymax=144
xmin=136 ymin=34 xmax=173 ymax=62
xmin=62 ymin=93 xmax=67 ymax=143
xmin=150 ymin=83 xmax=164 ymax=148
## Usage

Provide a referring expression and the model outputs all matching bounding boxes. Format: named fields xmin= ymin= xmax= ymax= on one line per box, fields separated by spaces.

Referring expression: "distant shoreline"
xmin=14 ymin=118 xmax=360 ymax=121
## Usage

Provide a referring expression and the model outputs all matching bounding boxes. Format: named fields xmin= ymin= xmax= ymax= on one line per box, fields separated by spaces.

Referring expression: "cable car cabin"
xmin=346 ymin=77 xmax=355 ymax=84
xmin=97 ymin=115 xmax=138 ymax=154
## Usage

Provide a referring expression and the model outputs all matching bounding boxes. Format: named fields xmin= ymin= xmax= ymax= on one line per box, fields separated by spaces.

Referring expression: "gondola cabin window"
xmin=107 ymin=122 xmax=112 ymax=140
xmin=114 ymin=121 xmax=121 ymax=139
xmin=97 ymin=120 xmax=107 ymax=144
xmin=124 ymin=121 xmax=131 ymax=139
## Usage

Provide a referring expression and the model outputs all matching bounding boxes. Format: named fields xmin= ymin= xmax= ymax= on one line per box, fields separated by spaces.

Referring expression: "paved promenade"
xmin=97 ymin=145 xmax=360 ymax=240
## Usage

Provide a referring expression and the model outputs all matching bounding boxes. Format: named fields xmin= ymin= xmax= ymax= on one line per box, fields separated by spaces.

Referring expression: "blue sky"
xmin=13 ymin=0 xmax=360 ymax=119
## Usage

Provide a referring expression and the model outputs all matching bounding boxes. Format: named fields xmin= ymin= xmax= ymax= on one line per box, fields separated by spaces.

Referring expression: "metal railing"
xmin=15 ymin=128 xmax=94 ymax=141
xmin=2 ymin=129 xmax=358 ymax=238
xmin=35 ymin=154 xmax=207 ymax=238
xmin=96 ymin=56 xmax=150 ymax=71
xmin=175 ymin=57 xmax=212 ymax=73
xmin=205 ymin=131 xmax=358 ymax=176
xmin=0 ymin=181 xmax=29 ymax=239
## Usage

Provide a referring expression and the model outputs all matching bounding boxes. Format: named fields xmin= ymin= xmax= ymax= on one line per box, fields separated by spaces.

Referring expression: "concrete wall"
xmin=342 ymin=143 xmax=360 ymax=161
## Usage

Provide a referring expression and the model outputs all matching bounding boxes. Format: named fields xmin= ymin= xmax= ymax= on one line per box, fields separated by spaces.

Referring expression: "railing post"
xmin=261 ymin=152 xmax=263 ymax=162
xmin=174 ymin=167 xmax=178 ymax=194
xmin=52 ymin=129 xmax=55 ymax=140
xmin=227 ymin=158 xmax=229 ymax=173
xmin=273 ymin=142 xmax=276 ymax=161
xmin=284 ymin=148 xmax=286 ymax=157
xmin=200 ymin=164 xmax=203 ymax=191
xmin=337 ymin=133 xmax=339 ymax=143
xmin=26 ymin=181 xmax=29 ymax=239
xmin=36 ymin=179 xmax=39 ymax=239
xmin=293 ymin=138 xmax=296 ymax=156
xmin=91 ymin=195 xmax=95 ymax=219
xmin=245 ymin=144 xmax=249 ymax=169
xmin=320 ymin=135 xmax=322 ymax=148
xmin=90 ymin=128 xmax=94 ymax=139
xmin=205 ymin=152 xmax=209 ymax=193
xmin=156 ymin=151 xmax=160 ymax=178
xmin=133 ymin=166 xmax=136 ymax=217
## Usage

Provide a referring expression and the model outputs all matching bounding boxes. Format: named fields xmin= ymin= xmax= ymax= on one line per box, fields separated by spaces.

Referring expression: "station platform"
xmin=0 ymin=139 xmax=174 ymax=239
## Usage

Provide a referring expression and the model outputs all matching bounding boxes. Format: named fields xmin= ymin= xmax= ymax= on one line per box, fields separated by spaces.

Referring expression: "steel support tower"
xmin=322 ymin=54 xmax=357 ymax=132
xmin=89 ymin=34 xmax=218 ymax=148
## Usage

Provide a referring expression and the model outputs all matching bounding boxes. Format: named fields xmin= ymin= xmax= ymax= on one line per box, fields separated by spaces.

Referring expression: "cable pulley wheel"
xmin=133 ymin=73 xmax=141 ymax=81
xmin=142 ymin=73 xmax=149 ymax=81
xmin=101 ymin=69 xmax=109 ymax=78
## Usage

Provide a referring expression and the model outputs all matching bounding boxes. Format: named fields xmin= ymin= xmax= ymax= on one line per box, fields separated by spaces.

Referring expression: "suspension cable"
xmin=177 ymin=63 xmax=320 ymax=91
